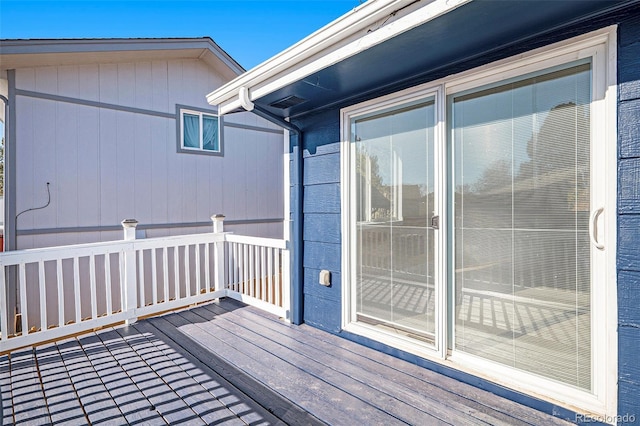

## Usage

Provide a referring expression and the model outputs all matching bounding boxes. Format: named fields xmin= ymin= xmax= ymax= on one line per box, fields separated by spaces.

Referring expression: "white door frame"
xmin=340 ymin=26 xmax=617 ymax=417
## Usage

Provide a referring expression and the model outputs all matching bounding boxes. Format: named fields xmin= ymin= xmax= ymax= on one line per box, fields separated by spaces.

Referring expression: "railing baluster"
xmin=185 ymin=245 xmax=191 ymax=297
xmin=19 ymin=263 xmax=28 ymax=334
xmin=232 ymin=243 xmax=238 ymax=292
xmin=260 ymin=246 xmax=266 ymax=301
xmin=38 ymin=260 xmax=47 ymax=331
xmin=275 ymin=249 xmax=281 ymax=307
xmin=105 ymin=253 xmax=112 ymax=316
xmin=204 ymin=242 xmax=210 ymax=292
xmin=236 ymin=243 xmax=240 ymax=292
xmin=138 ymin=249 xmax=145 ymax=307
xmin=195 ymin=243 xmax=201 ymax=294
xmin=174 ymin=246 xmax=180 ymax=300
xmin=238 ymin=244 xmax=244 ymax=294
xmin=73 ymin=257 xmax=81 ymax=324
xmin=89 ymin=254 xmax=97 ymax=320
xmin=267 ymin=248 xmax=273 ymax=304
xmin=243 ymin=244 xmax=248 ymax=295
xmin=120 ymin=251 xmax=126 ymax=313
xmin=151 ymin=248 xmax=158 ymax=306
xmin=163 ymin=247 xmax=169 ymax=303
xmin=0 ymin=265 xmax=8 ymax=340
xmin=249 ymin=245 xmax=254 ymax=298
xmin=233 ymin=243 xmax=239 ymax=292
xmin=226 ymin=243 xmax=231 ymax=290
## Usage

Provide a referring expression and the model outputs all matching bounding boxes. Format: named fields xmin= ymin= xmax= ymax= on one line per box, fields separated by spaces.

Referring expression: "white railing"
xmin=0 ymin=215 xmax=289 ymax=354
xmin=225 ymin=234 xmax=289 ymax=319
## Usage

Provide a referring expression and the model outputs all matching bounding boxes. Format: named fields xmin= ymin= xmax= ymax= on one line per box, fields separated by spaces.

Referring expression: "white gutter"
xmin=207 ymin=0 xmax=471 ymax=115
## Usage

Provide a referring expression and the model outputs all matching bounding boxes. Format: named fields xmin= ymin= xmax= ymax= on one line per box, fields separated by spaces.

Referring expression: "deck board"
xmin=57 ymin=337 xmax=129 ymax=424
xmin=220 ymin=299 xmax=571 ymax=426
xmin=197 ymin=302 xmax=463 ymax=425
xmin=35 ymin=344 xmax=87 ymax=425
xmin=131 ymin=320 xmax=286 ymax=426
xmin=0 ymin=355 xmax=14 ymax=425
xmin=127 ymin=323 xmax=254 ymax=426
xmin=111 ymin=326 xmax=206 ymax=425
xmin=201 ymin=301 xmax=524 ymax=426
xmin=10 ymin=348 xmax=51 ymax=425
xmin=80 ymin=331 xmax=167 ymax=425
xmin=0 ymin=298 xmax=576 ymax=425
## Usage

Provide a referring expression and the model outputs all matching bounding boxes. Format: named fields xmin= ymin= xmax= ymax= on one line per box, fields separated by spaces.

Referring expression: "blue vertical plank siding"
xmin=290 ymin=8 xmax=640 ymax=420
xmin=617 ymin=12 xmax=640 ymax=420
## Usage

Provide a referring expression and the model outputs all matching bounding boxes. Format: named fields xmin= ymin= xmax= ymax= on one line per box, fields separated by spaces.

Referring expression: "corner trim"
xmin=6 ymin=70 xmax=16 ymax=252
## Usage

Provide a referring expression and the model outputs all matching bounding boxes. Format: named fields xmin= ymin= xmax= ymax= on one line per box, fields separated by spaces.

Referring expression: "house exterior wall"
xmin=11 ymin=58 xmax=284 ymax=249
xmin=617 ymin=12 xmax=640 ymax=417
xmin=292 ymin=11 xmax=640 ymax=420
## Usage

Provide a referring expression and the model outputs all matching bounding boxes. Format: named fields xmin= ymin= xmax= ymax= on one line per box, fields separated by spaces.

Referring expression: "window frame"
xmin=176 ymin=105 xmax=224 ymax=156
xmin=340 ymin=26 xmax=617 ymax=417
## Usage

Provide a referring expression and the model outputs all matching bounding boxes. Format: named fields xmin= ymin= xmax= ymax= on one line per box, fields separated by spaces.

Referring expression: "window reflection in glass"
xmin=451 ymin=61 xmax=592 ymax=389
xmin=352 ymin=98 xmax=437 ymax=341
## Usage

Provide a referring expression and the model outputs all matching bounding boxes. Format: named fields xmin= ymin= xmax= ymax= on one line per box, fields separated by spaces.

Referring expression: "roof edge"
xmin=0 ymin=37 xmax=245 ymax=75
xmin=206 ymin=0 xmax=470 ymax=113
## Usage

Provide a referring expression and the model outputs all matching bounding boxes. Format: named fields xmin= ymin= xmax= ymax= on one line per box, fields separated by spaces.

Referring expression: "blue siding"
xmin=619 ymin=100 xmax=640 ymax=157
xmin=617 ymin=11 xmax=640 ymax=420
xmin=619 ymin=270 xmax=640 ymax=327
xmin=303 ymin=241 xmax=341 ymax=272
xmin=303 ymin=184 xmax=340 ymax=213
xmin=304 ymin=213 xmax=340 ymax=244
xmin=293 ymin=109 xmax=343 ymax=332
xmin=292 ymin=7 xmax=640 ymax=420
xmin=304 ymin=268 xmax=341 ymax=302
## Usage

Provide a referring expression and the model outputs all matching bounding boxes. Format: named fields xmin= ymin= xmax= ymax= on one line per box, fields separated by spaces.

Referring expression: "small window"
xmin=178 ymin=107 xmax=221 ymax=155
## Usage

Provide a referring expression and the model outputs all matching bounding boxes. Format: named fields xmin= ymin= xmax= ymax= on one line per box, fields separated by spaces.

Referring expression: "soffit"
xmin=233 ymin=0 xmax=638 ymax=119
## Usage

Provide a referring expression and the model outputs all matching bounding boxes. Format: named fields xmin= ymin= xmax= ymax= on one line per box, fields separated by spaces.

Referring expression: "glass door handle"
xmin=431 ymin=215 xmax=440 ymax=230
xmin=589 ymin=207 xmax=605 ymax=250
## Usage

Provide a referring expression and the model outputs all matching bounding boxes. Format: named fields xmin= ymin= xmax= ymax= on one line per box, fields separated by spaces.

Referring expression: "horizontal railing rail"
xmin=0 ymin=215 xmax=289 ymax=354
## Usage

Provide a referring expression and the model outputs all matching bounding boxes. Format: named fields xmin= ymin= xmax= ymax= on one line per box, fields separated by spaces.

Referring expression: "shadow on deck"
xmin=0 ymin=298 xmax=574 ymax=425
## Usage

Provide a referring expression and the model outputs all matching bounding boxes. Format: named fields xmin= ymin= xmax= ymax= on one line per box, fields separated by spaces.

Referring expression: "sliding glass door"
xmin=351 ymin=97 xmax=438 ymax=344
xmin=343 ymin=31 xmax=614 ymax=411
xmin=449 ymin=60 xmax=593 ymax=389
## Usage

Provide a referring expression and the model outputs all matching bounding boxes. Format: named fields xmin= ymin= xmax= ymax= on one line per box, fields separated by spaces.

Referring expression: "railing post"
xmin=122 ymin=219 xmax=138 ymax=324
xmin=212 ymin=214 xmax=225 ymax=294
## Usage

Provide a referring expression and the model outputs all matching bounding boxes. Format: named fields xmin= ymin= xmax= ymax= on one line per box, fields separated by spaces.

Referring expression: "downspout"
xmin=238 ymin=87 xmax=304 ymax=325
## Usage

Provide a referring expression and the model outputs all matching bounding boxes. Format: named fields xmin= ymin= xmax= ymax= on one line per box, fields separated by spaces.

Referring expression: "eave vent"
xmin=269 ymin=95 xmax=307 ymax=109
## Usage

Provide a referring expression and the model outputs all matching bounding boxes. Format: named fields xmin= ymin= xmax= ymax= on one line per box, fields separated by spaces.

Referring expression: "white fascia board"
xmin=207 ymin=0 xmax=471 ymax=114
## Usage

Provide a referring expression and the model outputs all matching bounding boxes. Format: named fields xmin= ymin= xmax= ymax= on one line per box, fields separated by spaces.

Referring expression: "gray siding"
xmin=13 ymin=59 xmax=284 ymax=248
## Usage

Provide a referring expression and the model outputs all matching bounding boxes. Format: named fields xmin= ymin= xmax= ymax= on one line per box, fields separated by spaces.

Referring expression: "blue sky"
xmin=0 ymin=0 xmax=361 ymax=69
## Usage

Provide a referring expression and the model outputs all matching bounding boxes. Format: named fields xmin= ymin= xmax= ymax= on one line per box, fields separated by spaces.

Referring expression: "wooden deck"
xmin=0 ymin=298 xmax=574 ymax=425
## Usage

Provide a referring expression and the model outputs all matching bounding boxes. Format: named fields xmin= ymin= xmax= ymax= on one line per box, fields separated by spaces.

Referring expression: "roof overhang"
xmin=0 ymin=38 xmax=245 ymax=78
xmin=207 ymin=0 xmax=639 ymax=119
